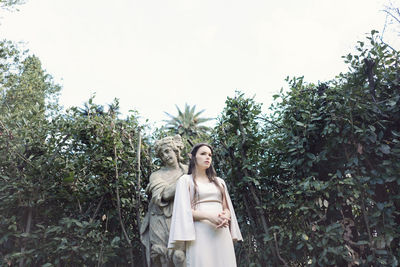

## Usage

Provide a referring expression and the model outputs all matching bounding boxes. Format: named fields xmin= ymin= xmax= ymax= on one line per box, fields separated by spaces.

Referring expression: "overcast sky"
xmin=1 ymin=0 xmax=399 ymax=127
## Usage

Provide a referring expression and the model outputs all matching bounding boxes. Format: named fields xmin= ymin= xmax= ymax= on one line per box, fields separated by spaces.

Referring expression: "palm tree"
xmin=164 ymin=104 xmax=212 ymax=145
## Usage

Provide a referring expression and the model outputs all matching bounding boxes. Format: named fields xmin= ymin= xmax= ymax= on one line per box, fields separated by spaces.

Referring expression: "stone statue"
xmin=140 ymin=135 xmax=187 ymax=267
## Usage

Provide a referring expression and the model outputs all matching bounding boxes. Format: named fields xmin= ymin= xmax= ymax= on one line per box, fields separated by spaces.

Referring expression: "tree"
xmin=212 ymin=92 xmax=283 ymax=266
xmin=0 ymin=40 xmax=62 ymax=266
xmin=212 ymin=33 xmax=400 ymax=266
xmin=164 ymin=103 xmax=212 ymax=146
xmin=0 ymin=41 xmax=153 ymax=266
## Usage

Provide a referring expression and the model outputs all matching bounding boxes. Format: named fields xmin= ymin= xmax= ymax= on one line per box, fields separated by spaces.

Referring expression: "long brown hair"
xmin=188 ymin=143 xmax=226 ymax=208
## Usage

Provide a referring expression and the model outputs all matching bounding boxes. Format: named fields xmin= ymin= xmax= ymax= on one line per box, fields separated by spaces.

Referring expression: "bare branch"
xmin=383 ymin=9 xmax=400 ymax=25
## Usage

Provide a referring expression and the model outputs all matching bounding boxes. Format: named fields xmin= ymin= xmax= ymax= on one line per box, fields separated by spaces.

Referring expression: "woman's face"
xmin=195 ymin=145 xmax=212 ymax=170
xmin=160 ymin=146 xmax=177 ymax=166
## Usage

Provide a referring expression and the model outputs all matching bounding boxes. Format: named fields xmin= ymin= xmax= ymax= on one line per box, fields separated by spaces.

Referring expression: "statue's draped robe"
xmin=141 ymin=170 xmax=184 ymax=266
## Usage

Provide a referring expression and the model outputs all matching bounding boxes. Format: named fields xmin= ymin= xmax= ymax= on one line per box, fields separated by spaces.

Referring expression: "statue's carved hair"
xmin=154 ymin=135 xmax=185 ymax=163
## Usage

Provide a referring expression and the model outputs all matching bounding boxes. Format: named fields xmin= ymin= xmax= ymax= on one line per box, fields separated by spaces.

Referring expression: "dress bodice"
xmin=195 ymin=182 xmax=222 ymax=205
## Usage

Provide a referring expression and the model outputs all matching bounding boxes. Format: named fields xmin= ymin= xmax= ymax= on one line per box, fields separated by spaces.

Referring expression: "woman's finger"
xmin=216 ymin=219 xmax=229 ymax=228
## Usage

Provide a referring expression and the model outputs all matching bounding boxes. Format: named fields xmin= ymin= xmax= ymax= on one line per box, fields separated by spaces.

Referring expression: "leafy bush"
xmin=1 ymin=32 xmax=399 ymax=266
xmin=0 ymin=40 xmax=152 ymax=266
xmin=212 ymin=33 xmax=399 ymax=266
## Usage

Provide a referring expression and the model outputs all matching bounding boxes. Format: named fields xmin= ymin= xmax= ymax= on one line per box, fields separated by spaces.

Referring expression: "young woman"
xmin=168 ymin=143 xmax=242 ymax=267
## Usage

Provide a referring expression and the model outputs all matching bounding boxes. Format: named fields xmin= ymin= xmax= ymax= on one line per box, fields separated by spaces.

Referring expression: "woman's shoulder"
xmin=216 ymin=177 xmax=227 ymax=185
xmin=175 ymin=174 xmax=193 ymax=190
xmin=178 ymin=174 xmax=191 ymax=183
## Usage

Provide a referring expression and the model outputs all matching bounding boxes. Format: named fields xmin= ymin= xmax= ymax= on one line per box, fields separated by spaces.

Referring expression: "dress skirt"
xmin=185 ymin=182 xmax=237 ymax=267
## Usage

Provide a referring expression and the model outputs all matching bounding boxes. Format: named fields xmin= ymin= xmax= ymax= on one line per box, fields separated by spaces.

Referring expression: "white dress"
xmin=168 ymin=175 xmax=242 ymax=267
xmin=185 ymin=181 xmax=237 ymax=267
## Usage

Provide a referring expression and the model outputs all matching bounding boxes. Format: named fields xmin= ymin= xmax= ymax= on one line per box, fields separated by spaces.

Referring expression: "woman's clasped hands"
xmin=208 ymin=210 xmax=230 ymax=228
xmin=217 ymin=210 xmax=231 ymax=228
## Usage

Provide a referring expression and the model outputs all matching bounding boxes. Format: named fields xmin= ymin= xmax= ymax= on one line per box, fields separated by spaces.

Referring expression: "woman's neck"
xmin=194 ymin=169 xmax=208 ymax=181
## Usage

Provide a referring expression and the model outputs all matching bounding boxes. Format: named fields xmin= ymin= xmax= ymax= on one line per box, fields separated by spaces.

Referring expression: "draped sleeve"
xmin=168 ymin=175 xmax=243 ymax=250
xmin=168 ymin=175 xmax=195 ymax=250
xmin=218 ymin=177 xmax=243 ymax=242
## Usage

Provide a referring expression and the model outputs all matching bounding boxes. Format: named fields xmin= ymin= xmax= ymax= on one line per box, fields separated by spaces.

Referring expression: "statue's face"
xmin=160 ymin=145 xmax=177 ymax=166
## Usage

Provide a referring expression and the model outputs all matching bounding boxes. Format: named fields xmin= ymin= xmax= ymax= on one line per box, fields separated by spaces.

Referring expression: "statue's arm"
xmin=149 ymin=171 xmax=175 ymax=204
xmin=162 ymin=166 xmax=187 ymax=201
xmin=161 ymin=182 xmax=176 ymax=201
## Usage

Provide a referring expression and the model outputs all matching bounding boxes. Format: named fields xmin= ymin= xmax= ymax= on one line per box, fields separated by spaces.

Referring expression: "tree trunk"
xmin=112 ymin=120 xmax=134 ymax=267
xmin=235 ymin=106 xmax=282 ymax=266
xmin=136 ymin=131 xmax=141 ymax=229
xmin=19 ymin=206 xmax=32 ymax=267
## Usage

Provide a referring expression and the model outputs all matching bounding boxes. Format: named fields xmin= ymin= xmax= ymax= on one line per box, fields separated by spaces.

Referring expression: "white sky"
xmin=1 ymin=0 xmax=399 ymax=127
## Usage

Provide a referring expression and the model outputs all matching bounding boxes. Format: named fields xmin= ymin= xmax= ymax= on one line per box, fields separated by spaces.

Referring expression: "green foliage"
xmin=1 ymin=32 xmax=399 ymax=266
xmin=212 ymin=92 xmax=280 ymax=266
xmin=164 ymin=103 xmax=213 ymax=146
xmin=212 ymin=33 xmax=400 ymax=266
xmin=0 ymin=41 xmax=153 ymax=266
xmin=0 ymin=0 xmax=25 ymax=10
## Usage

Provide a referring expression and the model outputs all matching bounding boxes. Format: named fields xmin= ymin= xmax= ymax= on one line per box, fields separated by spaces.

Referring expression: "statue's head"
xmin=154 ymin=135 xmax=185 ymax=165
